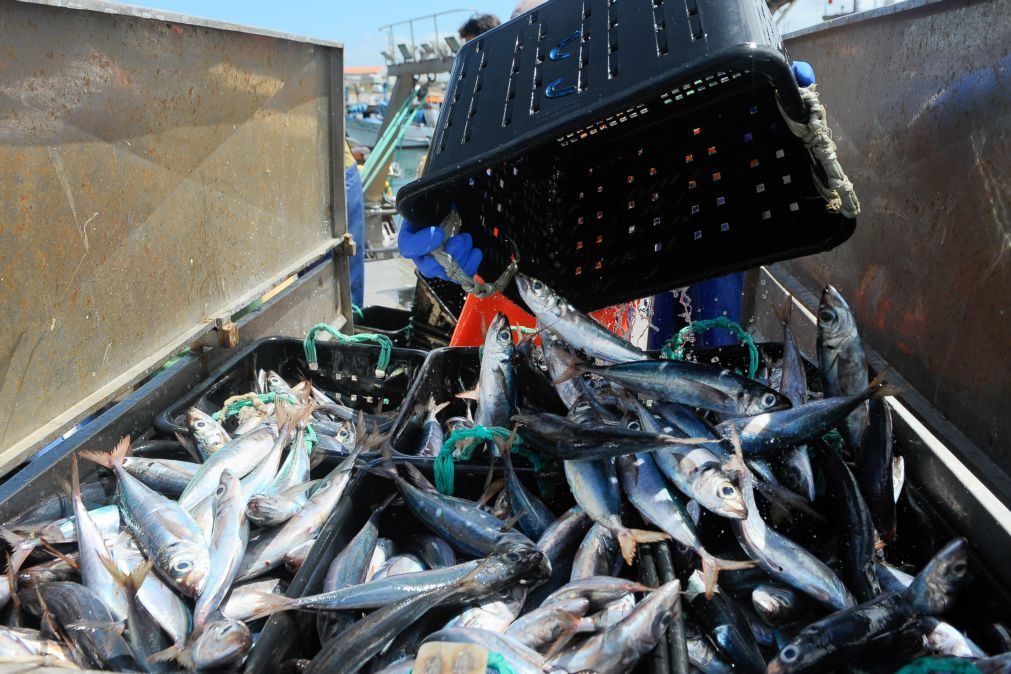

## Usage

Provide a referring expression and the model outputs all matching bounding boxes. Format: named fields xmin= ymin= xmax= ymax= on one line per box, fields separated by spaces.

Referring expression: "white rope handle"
xmin=777 ymin=84 xmax=861 ymax=219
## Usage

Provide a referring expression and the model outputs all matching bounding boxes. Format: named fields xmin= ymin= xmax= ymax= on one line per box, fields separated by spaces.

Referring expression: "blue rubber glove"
xmin=791 ymin=61 xmax=816 ymax=87
xmin=398 ymin=218 xmax=483 ymax=282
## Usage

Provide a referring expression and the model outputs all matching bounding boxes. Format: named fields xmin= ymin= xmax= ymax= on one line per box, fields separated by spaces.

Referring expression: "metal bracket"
xmin=335 ymin=233 xmax=357 ymax=257
xmin=191 ymin=318 xmax=239 ymax=351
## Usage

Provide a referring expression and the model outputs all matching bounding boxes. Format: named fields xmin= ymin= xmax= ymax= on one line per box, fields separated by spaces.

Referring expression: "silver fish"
xmin=542 ymin=576 xmax=651 ymax=611
xmin=571 ymin=523 xmax=621 ymax=581
xmin=418 ymin=398 xmax=450 ymax=457
xmin=177 ymin=420 xmax=283 ymax=512
xmin=551 ymin=579 xmax=682 ymax=674
xmin=81 ymin=437 xmax=209 ymax=597
xmin=120 ymin=457 xmax=199 ymax=497
xmin=69 ymin=456 xmax=128 ymax=621
xmin=541 ymin=331 xmax=582 ymax=408
xmin=186 ymin=408 xmax=230 ymax=460
xmin=26 ymin=504 xmax=121 ymax=545
xmin=516 ymin=274 xmax=649 ymax=363
xmin=563 ymin=458 xmax=667 ymax=565
xmin=235 ymin=440 xmax=362 ymax=582
xmin=193 ymin=470 xmax=248 ymax=636
xmin=153 ymin=619 xmax=251 ymax=671
xmin=108 ymin=532 xmax=192 ymax=648
xmin=471 ymin=312 xmax=517 ymax=431
xmin=445 ymin=585 xmax=527 ymax=632
xmin=109 ymin=560 xmax=173 ymax=673
xmin=817 ymin=285 xmax=869 ymax=448
xmin=732 ymin=462 xmax=855 ymax=611
xmin=247 ymin=426 xmax=314 ymax=527
xmin=367 ymin=539 xmax=396 ymax=581
xmin=617 ymin=450 xmax=752 ymax=596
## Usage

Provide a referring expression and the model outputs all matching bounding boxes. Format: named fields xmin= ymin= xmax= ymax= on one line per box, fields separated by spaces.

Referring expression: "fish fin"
xmin=499 ymin=510 xmax=525 ymax=532
xmin=0 ymin=528 xmax=37 ymax=572
xmin=617 ymin=529 xmax=671 ymax=565
xmin=866 ymin=368 xmax=901 ymax=400
xmin=174 ymin=431 xmax=203 ymax=464
xmin=4 ymin=551 xmax=21 ymax=615
xmin=242 ymin=591 xmax=299 ymax=621
xmin=276 ymin=479 xmax=322 ymax=500
xmin=36 ymin=538 xmax=81 ymax=571
xmin=476 ymin=479 xmax=505 ymax=508
xmin=79 ymin=435 xmax=131 ymax=469
xmin=700 ymin=551 xmax=756 ymax=599
xmin=686 ymin=499 xmax=702 ymax=527
xmin=455 ymin=386 xmax=481 ymax=402
xmin=549 ymin=356 xmax=587 ymax=386
xmin=428 ymin=397 xmax=451 ymax=417
xmin=892 ymin=456 xmax=906 ymax=504
xmin=149 ymin=644 xmax=194 ymax=669
xmin=403 ymin=462 xmax=436 ymax=491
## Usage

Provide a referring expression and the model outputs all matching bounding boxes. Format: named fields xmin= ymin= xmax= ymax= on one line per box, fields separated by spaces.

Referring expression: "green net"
xmin=304 ymin=322 xmax=393 ymax=378
xmin=661 ymin=316 xmax=759 ymax=379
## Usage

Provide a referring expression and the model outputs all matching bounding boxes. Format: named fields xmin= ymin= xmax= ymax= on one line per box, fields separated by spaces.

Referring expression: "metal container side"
xmin=779 ymin=0 xmax=1011 ymax=473
xmin=0 ymin=0 xmax=350 ymax=473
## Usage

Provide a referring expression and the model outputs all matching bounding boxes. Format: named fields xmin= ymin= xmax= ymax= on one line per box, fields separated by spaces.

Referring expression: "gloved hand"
xmin=791 ymin=61 xmax=816 ymax=87
xmin=398 ymin=217 xmax=483 ymax=282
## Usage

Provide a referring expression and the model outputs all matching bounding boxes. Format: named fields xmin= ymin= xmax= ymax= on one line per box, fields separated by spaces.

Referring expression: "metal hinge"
xmin=335 ymin=233 xmax=357 ymax=257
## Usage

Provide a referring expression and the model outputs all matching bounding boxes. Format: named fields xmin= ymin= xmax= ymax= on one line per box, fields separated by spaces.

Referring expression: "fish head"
xmin=739 ymin=385 xmax=792 ymax=416
xmin=186 ymin=408 xmax=229 ymax=451
xmin=159 ymin=539 xmax=210 ymax=597
xmin=245 ymin=493 xmax=289 ymax=524
xmin=906 ymin=538 xmax=969 ymax=615
xmin=192 ymin=619 xmax=252 ymax=670
xmin=333 ymin=421 xmax=357 ymax=451
xmin=693 ymin=467 xmax=748 ymax=519
xmin=818 ymin=285 xmax=858 ymax=350
xmin=515 ymin=274 xmax=559 ymax=316
xmin=265 ymin=370 xmax=291 ymax=395
xmin=492 ymin=534 xmax=551 ymax=584
xmin=214 ymin=469 xmax=244 ymax=511
xmin=484 ymin=312 xmax=515 ymax=360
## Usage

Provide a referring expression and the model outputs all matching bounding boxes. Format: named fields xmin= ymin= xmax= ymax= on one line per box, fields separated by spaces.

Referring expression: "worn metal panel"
xmin=0 ymin=0 xmax=344 ymax=471
xmin=780 ymin=0 xmax=1011 ymax=472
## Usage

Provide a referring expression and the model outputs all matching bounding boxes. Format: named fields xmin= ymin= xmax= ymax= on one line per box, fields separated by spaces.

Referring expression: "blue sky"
xmin=123 ymin=0 xmax=827 ymax=66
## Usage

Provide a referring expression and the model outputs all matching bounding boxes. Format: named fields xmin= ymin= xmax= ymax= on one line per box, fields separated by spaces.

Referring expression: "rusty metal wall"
xmin=781 ymin=0 xmax=1011 ymax=473
xmin=0 ymin=1 xmax=345 ymax=471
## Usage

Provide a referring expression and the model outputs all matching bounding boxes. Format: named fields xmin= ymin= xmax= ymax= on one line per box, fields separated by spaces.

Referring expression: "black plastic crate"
xmin=154 ymin=337 xmax=427 ymax=437
xmin=355 ymin=305 xmax=413 ymax=348
xmin=409 ymin=274 xmax=464 ymax=351
xmin=397 ymin=0 xmax=855 ymax=311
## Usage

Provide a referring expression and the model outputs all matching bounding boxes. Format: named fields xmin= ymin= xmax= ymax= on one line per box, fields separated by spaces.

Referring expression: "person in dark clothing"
xmin=458 ymin=14 xmax=500 ymax=42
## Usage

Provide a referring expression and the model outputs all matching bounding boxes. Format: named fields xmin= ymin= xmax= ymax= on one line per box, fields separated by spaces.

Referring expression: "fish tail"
xmin=0 ymin=528 xmax=37 ymax=572
xmin=866 ymin=368 xmax=901 ymax=400
xmin=700 ymin=551 xmax=757 ymax=598
xmin=428 ymin=397 xmax=451 ymax=416
xmin=618 ymin=529 xmax=671 ymax=565
xmin=243 ymin=591 xmax=300 ymax=621
xmin=549 ymin=351 xmax=587 ymax=385
xmin=455 ymin=386 xmax=481 ymax=402
xmin=149 ymin=644 xmax=194 ymax=669
xmin=79 ymin=435 xmax=131 ymax=470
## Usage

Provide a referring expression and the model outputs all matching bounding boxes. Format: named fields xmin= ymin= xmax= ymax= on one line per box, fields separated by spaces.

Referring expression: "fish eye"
xmin=173 ymin=560 xmax=192 ymax=573
xmin=505 ymin=551 xmax=521 ymax=562
xmin=720 ymin=485 xmax=737 ymax=498
xmin=781 ymin=646 xmax=799 ymax=663
xmin=215 ymin=484 xmax=226 ymax=497
xmin=627 ymin=421 xmax=641 ymax=431
xmin=762 ymin=393 xmax=777 ymax=408
xmin=195 ymin=420 xmax=206 ymax=428
xmin=951 ymin=561 xmax=967 ymax=577
xmin=498 ymin=329 xmax=511 ymax=341
xmin=532 ymin=280 xmax=544 ymax=291
xmin=819 ymin=309 xmax=836 ymax=323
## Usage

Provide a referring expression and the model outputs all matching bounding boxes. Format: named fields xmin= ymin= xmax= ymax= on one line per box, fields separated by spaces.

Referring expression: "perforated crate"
xmin=397 ymin=0 xmax=856 ymax=312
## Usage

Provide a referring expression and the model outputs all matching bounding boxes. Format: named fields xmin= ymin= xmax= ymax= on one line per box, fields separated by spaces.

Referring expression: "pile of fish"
xmin=0 ymin=372 xmax=377 ymax=671
xmin=0 ymin=273 xmax=1006 ymax=673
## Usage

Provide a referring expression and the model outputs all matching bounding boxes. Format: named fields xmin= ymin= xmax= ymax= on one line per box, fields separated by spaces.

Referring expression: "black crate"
xmin=154 ymin=337 xmax=427 ymax=437
xmin=397 ymin=0 xmax=855 ymax=312
xmin=355 ymin=306 xmax=413 ymax=348
xmin=409 ymin=274 xmax=463 ymax=351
